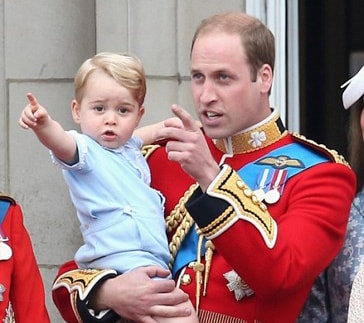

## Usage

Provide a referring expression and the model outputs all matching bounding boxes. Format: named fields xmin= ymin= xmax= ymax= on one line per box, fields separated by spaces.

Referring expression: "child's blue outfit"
xmin=51 ymin=130 xmax=170 ymax=273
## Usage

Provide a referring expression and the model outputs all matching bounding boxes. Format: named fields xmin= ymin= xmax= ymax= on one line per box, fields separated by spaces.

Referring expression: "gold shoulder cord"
xmin=166 ymin=183 xmax=216 ymax=313
xmin=203 ymin=240 xmax=215 ymax=296
xmin=142 ymin=144 xmax=216 ymax=311
xmin=292 ymin=132 xmax=350 ymax=166
xmin=188 ymin=234 xmax=204 ymax=315
xmin=166 ymin=183 xmax=198 ymax=269
xmin=140 ymin=145 xmax=201 ymax=270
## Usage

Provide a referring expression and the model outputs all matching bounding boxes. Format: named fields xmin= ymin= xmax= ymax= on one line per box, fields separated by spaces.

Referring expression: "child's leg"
xmin=154 ymin=297 xmax=199 ymax=323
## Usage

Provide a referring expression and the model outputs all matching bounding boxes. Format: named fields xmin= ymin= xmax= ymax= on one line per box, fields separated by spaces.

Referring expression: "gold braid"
xmin=166 ymin=183 xmax=199 ymax=269
xmin=140 ymin=146 xmax=201 ymax=269
xmin=292 ymin=132 xmax=350 ymax=166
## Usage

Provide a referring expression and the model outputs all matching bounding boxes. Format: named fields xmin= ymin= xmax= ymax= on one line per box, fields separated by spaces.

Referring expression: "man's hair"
xmin=74 ymin=52 xmax=146 ymax=106
xmin=190 ymin=12 xmax=275 ymax=81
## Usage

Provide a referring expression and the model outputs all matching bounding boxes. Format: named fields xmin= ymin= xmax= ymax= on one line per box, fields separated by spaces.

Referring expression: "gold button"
xmin=243 ymin=188 xmax=252 ymax=197
xmin=236 ymin=180 xmax=244 ymax=189
xmin=180 ymin=274 xmax=192 ymax=285
xmin=251 ymin=194 xmax=259 ymax=204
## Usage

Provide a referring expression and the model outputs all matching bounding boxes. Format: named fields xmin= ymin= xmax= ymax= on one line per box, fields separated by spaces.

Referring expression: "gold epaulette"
xmin=0 ymin=193 xmax=16 ymax=205
xmin=52 ymin=268 xmax=117 ymax=301
xmin=141 ymin=144 xmax=160 ymax=160
xmin=292 ymin=132 xmax=350 ymax=167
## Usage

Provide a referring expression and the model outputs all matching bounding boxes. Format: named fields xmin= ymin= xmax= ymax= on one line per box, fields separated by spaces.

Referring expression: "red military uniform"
xmin=52 ymin=110 xmax=356 ymax=323
xmin=0 ymin=194 xmax=50 ymax=322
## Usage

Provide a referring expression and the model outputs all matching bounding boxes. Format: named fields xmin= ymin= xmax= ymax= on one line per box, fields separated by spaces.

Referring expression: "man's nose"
xmin=200 ymin=80 xmax=217 ymax=103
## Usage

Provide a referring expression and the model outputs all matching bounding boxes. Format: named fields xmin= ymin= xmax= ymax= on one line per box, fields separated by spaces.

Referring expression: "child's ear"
xmin=136 ymin=106 xmax=145 ymax=125
xmin=71 ymin=100 xmax=81 ymax=124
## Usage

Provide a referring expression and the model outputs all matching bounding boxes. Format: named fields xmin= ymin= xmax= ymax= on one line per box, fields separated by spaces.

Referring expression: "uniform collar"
xmin=213 ymin=108 xmax=288 ymax=154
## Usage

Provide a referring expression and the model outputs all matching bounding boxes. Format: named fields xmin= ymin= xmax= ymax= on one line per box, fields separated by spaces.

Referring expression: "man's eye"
xmin=119 ymin=108 xmax=128 ymax=114
xmin=192 ymin=73 xmax=204 ymax=80
xmin=219 ymin=73 xmax=229 ymax=80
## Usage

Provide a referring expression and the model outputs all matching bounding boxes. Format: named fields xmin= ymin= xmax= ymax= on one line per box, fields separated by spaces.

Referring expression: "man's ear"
xmin=71 ymin=100 xmax=81 ymax=124
xmin=258 ymin=64 xmax=273 ymax=94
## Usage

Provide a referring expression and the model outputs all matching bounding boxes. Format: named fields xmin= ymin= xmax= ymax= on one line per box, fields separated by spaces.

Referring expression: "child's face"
xmin=71 ymin=70 xmax=145 ymax=149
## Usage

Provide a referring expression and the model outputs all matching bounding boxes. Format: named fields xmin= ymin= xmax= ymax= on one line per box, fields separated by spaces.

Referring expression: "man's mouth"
xmin=205 ymin=111 xmax=220 ymax=119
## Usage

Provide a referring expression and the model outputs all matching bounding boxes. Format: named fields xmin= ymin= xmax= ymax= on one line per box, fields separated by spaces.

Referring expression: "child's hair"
xmin=74 ymin=52 xmax=146 ymax=106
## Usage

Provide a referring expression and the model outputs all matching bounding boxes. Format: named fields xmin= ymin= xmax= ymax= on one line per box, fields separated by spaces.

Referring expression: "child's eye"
xmin=118 ymin=107 xmax=128 ymax=114
xmin=94 ymin=106 xmax=104 ymax=112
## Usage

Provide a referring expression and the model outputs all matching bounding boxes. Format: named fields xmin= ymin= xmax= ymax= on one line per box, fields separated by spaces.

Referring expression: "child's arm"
xmin=19 ymin=93 xmax=78 ymax=164
xmin=134 ymin=120 xmax=169 ymax=145
xmin=135 ymin=117 xmax=201 ymax=145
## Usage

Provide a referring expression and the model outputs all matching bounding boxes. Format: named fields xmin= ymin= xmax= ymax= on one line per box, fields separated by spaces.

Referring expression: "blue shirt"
xmin=51 ymin=131 xmax=170 ymax=273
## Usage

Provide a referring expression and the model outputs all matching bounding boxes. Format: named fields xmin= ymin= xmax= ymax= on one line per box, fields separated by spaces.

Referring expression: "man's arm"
xmin=52 ymin=263 xmax=191 ymax=323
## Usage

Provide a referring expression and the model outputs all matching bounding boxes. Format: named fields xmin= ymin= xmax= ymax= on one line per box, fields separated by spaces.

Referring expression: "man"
xmin=0 ymin=193 xmax=50 ymax=322
xmin=52 ymin=12 xmax=355 ymax=323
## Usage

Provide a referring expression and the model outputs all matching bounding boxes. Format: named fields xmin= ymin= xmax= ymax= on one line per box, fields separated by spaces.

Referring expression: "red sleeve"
xmin=8 ymin=204 xmax=50 ymax=322
xmin=52 ymin=260 xmax=79 ymax=323
xmin=52 ymin=261 xmax=119 ymax=323
xmin=187 ymin=162 xmax=356 ymax=297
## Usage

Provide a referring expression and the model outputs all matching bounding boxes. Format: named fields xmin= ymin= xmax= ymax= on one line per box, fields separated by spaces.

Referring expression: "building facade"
xmin=0 ymin=1 xmax=293 ymax=321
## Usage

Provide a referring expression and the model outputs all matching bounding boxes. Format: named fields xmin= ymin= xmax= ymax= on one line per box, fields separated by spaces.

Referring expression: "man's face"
xmin=190 ymin=32 xmax=271 ymax=139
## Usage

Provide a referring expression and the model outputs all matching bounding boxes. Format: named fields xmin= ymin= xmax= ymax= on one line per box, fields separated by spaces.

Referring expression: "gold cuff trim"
xmin=205 ymin=165 xmax=277 ymax=248
xmin=141 ymin=144 xmax=160 ymax=159
xmin=52 ymin=268 xmax=117 ymax=301
xmin=198 ymin=309 xmax=262 ymax=323
xmin=197 ymin=206 xmax=236 ymax=237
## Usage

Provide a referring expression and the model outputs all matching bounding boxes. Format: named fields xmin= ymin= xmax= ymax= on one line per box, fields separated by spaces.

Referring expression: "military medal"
xmin=265 ymin=188 xmax=280 ymax=204
xmin=223 ymin=270 xmax=254 ymax=301
xmin=0 ymin=284 xmax=5 ymax=301
xmin=0 ymin=241 xmax=12 ymax=260
xmin=265 ymin=169 xmax=287 ymax=204
xmin=253 ymin=168 xmax=271 ymax=202
xmin=0 ymin=226 xmax=12 ymax=260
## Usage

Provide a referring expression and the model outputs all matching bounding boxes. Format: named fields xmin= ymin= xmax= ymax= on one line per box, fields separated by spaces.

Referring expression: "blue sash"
xmin=0 ymin=201 xmax=10 ymax=224
xmin=172 ymin=142 xmax=329 ymax=277
xmin=237 ymin=143 xmax=329 ymax=189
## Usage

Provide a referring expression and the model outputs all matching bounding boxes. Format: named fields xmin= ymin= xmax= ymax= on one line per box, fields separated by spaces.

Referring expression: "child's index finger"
xmin=26 ymin=92 xmax=39 ymax=108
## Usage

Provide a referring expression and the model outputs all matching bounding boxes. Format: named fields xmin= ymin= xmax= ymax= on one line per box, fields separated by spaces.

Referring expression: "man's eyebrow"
xmin=190 ymin=68 xmax=201 ymax=74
